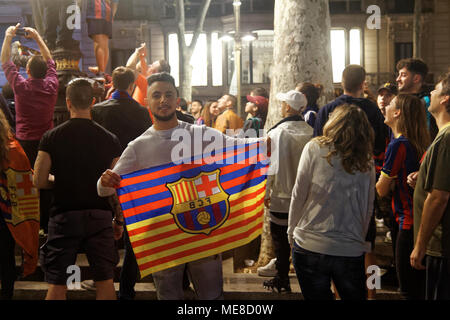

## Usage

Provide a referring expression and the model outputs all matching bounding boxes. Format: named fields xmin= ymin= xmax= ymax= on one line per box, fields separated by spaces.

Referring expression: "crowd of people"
xmin=0 ymin=22 xmax=449 ymax=301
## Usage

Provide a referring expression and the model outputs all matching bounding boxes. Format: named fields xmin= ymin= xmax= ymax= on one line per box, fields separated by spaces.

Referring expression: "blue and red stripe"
xmin=382 ymin=136 xmax=419 ymax=230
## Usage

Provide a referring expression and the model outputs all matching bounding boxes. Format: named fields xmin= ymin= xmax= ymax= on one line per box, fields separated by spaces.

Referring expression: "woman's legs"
xmin=0 ymin=223 xmax=16 ymax=300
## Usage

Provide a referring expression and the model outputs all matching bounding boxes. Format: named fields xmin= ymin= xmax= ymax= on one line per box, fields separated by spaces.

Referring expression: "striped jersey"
xmin=381 ymin=135 xmax=420 ymax=230
xmin=86 ymin=0 xmax=119 ymax=22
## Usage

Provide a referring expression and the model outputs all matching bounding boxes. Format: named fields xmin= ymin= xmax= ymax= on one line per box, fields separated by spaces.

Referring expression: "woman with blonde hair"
xmin=376 ymin=94 xmax=430 ymax=300
xmin=0 ymin=109 xmax=17 ymax=300
xmin=197 ymin=100 xmax=220 ymax=127
xmin=288 ymin=104 xmax=375 ymax=300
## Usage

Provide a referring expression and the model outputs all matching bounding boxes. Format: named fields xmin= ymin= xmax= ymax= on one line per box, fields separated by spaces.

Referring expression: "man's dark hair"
xmin=224 ymin=94 xmax=237 ymax=108
xmin=296 ymin=82 xmax=323 ymax=107
xmin=112 ymin=66 xmax=136 ymax=91
xmin=396 ymin=58 xmax=428 ymax=82
xmin=147 ymin=72 xmax=178 ymax=96
xmin=439 ymin=71 xmax=450 ymax=113
xmin=342 ymin=65 xmax=366 ymax=93
xmin=66 ymin=78 xmax=94 ymax=110
xmin=192 ymin=99 xmax=203 ymax=107
xmin=27 ymin=55 xmax=47 ymax=79
xmin=157 ymin=59 xmax=171 ymax=73
xmin=250 ymin=87 xmax=269 ymax=99
xmin=178 ymin=98 xmax=188 ymax=111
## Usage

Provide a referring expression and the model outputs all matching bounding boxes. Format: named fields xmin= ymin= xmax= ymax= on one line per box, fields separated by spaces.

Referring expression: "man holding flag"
xmin=98 ymin=72 xmax=270 ymax=300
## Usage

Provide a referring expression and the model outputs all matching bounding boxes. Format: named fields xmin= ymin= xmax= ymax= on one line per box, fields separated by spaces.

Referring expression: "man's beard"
xmin=153 ymin=111 xmax=177 ymax=122
xmin=399 ymin=80 xmax=414 ymax=93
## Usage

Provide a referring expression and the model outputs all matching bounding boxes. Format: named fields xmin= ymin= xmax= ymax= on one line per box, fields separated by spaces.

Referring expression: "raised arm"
xmin=1 ymin=24 xmax=19 ymax=64
xmin=126 ymin=43 xmax=147 ymax=72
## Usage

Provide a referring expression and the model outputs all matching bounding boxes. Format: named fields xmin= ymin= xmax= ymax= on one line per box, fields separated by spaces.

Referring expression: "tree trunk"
xmin=265 ymin=0 xmax=334 ymax=129
xmin=256 ymin=0 xmax=334 ymax=267
xmin=176 ymin=0 xmax=211 ymax=102
xmin=180 ymin=50 xmax=193 ymax=101
xmin=413 ymin=0 xmax=422 ymax=58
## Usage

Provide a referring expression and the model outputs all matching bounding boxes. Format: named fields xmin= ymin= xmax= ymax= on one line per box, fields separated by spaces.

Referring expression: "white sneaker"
xmin=81 ymin=279 xmax=96 ymax=291
xmin=257 ymin=258 xmax=277 ymax=277
xmin=384 ymin=231 xmax=392 ymax=244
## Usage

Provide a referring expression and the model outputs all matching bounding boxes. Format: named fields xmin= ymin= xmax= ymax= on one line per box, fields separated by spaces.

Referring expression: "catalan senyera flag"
xmin=117 ymin=141 xmax=268 ymax=278
xmin=0 ymin=138 xmax=40 ymax=277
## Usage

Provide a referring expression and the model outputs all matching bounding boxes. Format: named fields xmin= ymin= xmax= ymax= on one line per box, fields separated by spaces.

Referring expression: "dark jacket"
xmin=176 ymin=110 xmax=195 ymax=124
xmin=313 ymin=94 xmax=387 ymax=156
xmin=92 ymin=96 xmax=152 ymax=152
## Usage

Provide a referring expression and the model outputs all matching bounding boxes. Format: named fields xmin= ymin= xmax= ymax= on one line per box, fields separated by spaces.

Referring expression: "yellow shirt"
xmin=214 ymin=109 xmax=244 ymax=134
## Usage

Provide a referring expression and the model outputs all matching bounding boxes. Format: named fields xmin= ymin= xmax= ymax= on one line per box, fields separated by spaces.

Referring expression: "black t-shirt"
xmin=39 ymin=118 xmax=122 ymax=215
xmin=176 ymin=110 xmax=195 ymax=124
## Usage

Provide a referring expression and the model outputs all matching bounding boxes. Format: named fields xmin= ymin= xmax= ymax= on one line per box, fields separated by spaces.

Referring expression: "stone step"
xmin=11 ymin=279 xmax=401 ymax=300
xmin=11 ymin=252 xmax=402 ymax=300
xmin=11 ymin=254 xmax=401 ymax=300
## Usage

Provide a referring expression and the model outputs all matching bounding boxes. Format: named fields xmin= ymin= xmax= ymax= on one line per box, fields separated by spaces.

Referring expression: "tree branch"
xmin=189 ymin=0 xmax=212 ymax=52
xmin=175 ymin=0 xmax=187 ymax=52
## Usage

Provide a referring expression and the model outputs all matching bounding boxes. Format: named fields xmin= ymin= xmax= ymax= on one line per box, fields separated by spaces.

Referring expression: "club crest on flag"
xmin=3 ymin=168 xmax=40 ymax=225
xmin=166 ymin=169 xmax=230 ymax=235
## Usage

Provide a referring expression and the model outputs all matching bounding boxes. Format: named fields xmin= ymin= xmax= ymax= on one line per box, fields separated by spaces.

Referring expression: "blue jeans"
xmin=292 ymin=243 xmax=366 ymax=300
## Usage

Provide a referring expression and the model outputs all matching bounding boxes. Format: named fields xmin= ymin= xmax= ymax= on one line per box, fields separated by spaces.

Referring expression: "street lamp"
xmin=233 ymin=0 xmax=242 ymax=116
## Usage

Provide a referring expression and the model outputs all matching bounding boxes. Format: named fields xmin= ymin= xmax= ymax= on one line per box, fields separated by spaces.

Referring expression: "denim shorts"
xmin=40 ymin=209 xmax=118 ymax=285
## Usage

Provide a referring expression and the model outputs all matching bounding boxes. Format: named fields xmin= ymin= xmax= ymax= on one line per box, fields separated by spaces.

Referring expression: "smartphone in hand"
xmin=15 ymin=28 xmax=28 ymax=37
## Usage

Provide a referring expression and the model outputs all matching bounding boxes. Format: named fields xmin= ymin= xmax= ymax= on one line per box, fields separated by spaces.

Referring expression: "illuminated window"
xmin=330 ymin=29 xmax=346 ymax=83
xmin=349 ymin=28 xmax=361 ymax=65
xmin=225 ymin=29 xmax=273 ymax=85
xmin=330 ymin=28 xmax=362 ymax=83
xmin=168 ymin=33 xmax=208 ymax=87
xmin=211 ymin=32 xmax=223 ymax=86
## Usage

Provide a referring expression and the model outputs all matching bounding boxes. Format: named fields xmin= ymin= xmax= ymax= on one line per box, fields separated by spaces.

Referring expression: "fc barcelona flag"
xmin=117 ymin=141 xmax=268 ymax=278
xmin=0 ymin=138 xmax=39 ymax=277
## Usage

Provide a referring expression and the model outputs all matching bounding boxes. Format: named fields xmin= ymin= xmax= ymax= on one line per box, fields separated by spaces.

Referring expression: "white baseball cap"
xmin=276 ymin=90 xmax=307 ymax=111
